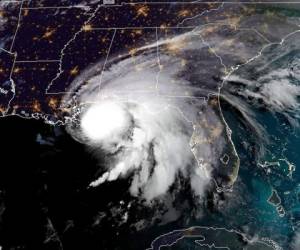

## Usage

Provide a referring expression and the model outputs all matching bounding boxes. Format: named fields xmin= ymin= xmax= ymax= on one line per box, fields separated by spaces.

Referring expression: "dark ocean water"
xmin=0 ymin=90 xmax=299 ymax=250
xmin=0 ymin=117 xmax=181 ymax=250
xmin=1 ymin=4 xmax=300 ymax=249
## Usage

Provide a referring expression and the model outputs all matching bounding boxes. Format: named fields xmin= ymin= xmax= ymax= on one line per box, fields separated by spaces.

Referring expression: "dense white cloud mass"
xmin=63 ymin=22 xmax=300 ymax=204
xmin=81 ymin=101 xmax=132 ymax=142
xmin=84 ymin=92 xmax=211 ymax=202
xmin=63 ymin=31 xmax=226 ymax=202
xmin=65 ymin=19 xmax=300 ymax=203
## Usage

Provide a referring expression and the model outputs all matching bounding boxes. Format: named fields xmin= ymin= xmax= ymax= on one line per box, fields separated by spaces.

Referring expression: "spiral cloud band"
xmin=63 ymin=28 xmax=240 ymax=203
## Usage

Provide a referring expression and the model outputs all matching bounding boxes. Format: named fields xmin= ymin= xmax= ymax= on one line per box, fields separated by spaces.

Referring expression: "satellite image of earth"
xmin=0 ymin=0 xmax=300 ymax=249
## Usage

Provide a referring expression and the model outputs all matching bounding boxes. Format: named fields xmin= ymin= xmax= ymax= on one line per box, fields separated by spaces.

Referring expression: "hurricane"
xmin=61 ymin=14 xmax=300 ymax=233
